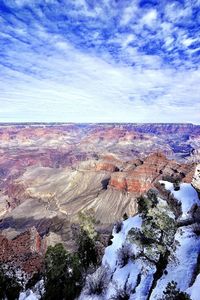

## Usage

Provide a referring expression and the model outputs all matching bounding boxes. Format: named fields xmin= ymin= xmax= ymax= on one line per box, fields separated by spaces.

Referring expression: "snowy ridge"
xmin=159 ymin=181 xmax=200 ymax=220
xmin=80 ymin=182 xmax=200 ymax=300
xmin=102 ymin=215 xmax=142 ymax=270
xmin=150 ymin=225 xmax=200 ymax=299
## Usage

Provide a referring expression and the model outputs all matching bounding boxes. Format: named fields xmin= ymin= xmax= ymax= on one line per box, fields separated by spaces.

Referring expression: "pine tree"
xmin=43 ymin=243 xmax=82 ymax=300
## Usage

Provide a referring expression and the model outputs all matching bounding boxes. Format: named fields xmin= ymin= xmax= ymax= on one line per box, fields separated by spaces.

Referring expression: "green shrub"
xmin=43 ymin=243 xmax=82 ymax=300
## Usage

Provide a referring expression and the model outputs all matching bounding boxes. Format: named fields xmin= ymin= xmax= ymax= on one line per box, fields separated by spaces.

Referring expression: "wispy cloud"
xmin=0 ymin=0 xmax=200 ymax=123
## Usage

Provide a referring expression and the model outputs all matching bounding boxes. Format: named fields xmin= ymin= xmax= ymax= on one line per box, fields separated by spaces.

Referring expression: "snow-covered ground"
xmin=102 ymin=215 xmax=156 ymax=300
xmin=103 ymin=215 xmax=142 ymax=270
xmin=187 ymin=274 xmax=200 ymax=300
xmin=80 ymin=182 xmax=200 ymax=300
xmin=150 ymin=225 xmax=200 ymax=299
xmin=19 ymin=280 xmax=44 ymax=300
xmin=159 ymin=181 xmax=199 ymax=219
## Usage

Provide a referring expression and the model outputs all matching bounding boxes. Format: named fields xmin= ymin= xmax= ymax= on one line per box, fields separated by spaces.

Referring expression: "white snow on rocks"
xmin=103 ymin=215 xmax=142 ymax=270
xmin=19 ymin=280 xmax=44 ymax=300
xmin=150 ymin=225 xmax=200 ymax=299
xmin=187 ymin=273 xmax=200 ymax=300
xmin=159 ymin=181 xmax=200 ymax=219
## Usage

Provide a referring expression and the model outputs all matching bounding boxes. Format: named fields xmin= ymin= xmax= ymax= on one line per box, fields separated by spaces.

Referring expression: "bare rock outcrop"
xmin=0 ymin=227 xmax=46 ymax=276
xmin=109 ymin=153 xmax=194 ymax=194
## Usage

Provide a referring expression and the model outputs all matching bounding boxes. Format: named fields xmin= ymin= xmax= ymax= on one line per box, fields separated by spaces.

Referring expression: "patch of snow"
xmin=159 ymin=181 xmax=200 ymax=219
xmin=19 ymin=291 xmax=39 ymax=300
xmin=150 ymin=225 xmax=200 ymax=299
xmin=104 ymin=259 xmax=156 ymax=300
xmin=19 ymin=280 xmax=44 ymax=300
xmin=186 ymin=273 xmax=200 ymax=300
xmin=103 ymin=215 xmax=142 ymax=270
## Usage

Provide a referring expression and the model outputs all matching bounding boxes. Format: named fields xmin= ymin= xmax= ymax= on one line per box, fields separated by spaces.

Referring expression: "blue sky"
xmin=0 ymin=0 xmax=200 ymax=123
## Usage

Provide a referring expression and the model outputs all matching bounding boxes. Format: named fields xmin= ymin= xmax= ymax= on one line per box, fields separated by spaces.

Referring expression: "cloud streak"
xmin=0 ymin=0 xmax=200 ymax=123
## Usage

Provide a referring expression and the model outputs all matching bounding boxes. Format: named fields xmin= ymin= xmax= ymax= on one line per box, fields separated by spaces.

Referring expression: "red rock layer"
xmin=109 ymin=153 xmax=195 ymax=193
xmin=95 ymin=161 xmax=119 ymax=172
xmin=0 ymin=227 xmax=46 ymax=276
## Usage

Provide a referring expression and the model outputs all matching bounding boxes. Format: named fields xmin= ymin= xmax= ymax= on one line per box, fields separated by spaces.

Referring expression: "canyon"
xmin=0 ymin=123 xmax=200 ymax=283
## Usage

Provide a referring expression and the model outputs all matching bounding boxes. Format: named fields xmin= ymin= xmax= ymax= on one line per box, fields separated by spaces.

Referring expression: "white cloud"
xmin=141 ymin=9 xmax=157 ymax=27
xmin=0 ymin=0 xmax=200 ymax=123
xmin=182 ymin=37 xmax=198 ymax=47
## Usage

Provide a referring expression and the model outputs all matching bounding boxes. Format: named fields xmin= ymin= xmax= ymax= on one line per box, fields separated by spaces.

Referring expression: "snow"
xmin=97 ymin=182 xmax=200 ymax=300
xmin=187 ymin=274 xmax=200 ymax=300
xmin=103 ymin=215 xmax=142 ymax=270
xmin=19 ymin=291 xmax=39 ymax=300
xmin=19 ymin=280 xmax=44 ymax=300
xmin=150 ymin=225 xmax=200 ymax=299
xmin=101 ymin=214 xmax=158 ymax=300
xmin=159 ymin=181 xmax=199 ymax=219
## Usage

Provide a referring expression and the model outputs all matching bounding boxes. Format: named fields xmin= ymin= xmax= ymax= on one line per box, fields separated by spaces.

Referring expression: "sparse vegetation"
xmin=117 ymin=243 xmax=135 ymax=268
xmin=130 ymin=191 xmax=177 ymax=264
xmin=83 ymin=265 xmax=110 ymax=296
xmin=114 ymin=220 xmax=123 ymax=234
xmin=111 ymin=284 xmax=132 ymax=300
xmin=74 ymin=209 xmax=99 ymax=269
xmin=162 ymin=281 xmax=191 ymax=300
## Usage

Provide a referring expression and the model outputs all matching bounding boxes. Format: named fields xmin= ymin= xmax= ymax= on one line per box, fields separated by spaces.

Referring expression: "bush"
xmin=111 ymin=286 xmax=131 ymax=300
xmin=114 ymin=221 xmax=123 ymax=234
xmin=78 ymin=209 xmax=97 ymax=240
xmin=137 ymin=190 xmax=158 ymax=217
xmin=173 ymin=179 xmax=180 ymax=191
xmin=117 ymin=243 xmax=135 ymax=268
xmin=43 ymin=243 xmax=83 ymax=300
xmin=167 ymin=194 xmax=182 ymax=219
xmin=123 ymin=213 xmax=128 ymax=220
xmin=83 ymin=266 xmax=110 ymax=296
xmin=192 ymin=223 xmax=200 ymax=236
xmin=191 ymin=204 xmax=200 ymax=223
xmin=128 ymin=201 xmax=177 ymax=264
xmin=72 ymin=210 xmax=100 ymax=269
xmin=162 ymin=281 xmax=191 ymax=300
xmin=76 ymin=228 xmax=98 ymax=269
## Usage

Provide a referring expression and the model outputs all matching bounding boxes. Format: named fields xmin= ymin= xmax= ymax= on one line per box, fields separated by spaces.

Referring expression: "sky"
xmin=0 ymin=0 xmax=200 ymax=123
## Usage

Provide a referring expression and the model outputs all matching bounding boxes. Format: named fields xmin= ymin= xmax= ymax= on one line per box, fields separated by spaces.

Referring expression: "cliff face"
xmin=109 ymin=153 xmax=194 ymax=193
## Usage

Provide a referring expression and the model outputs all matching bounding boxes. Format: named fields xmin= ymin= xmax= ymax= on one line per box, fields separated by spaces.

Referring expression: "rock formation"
xmin=0 ymin=227 xmax=45 ymax=276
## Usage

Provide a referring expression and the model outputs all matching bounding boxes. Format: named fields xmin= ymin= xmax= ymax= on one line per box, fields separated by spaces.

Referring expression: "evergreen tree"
xmin=74 ymin=209 xmax=99 ymax=269
xmin=43 ymin=243 xmax=82 ymax=300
